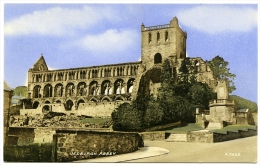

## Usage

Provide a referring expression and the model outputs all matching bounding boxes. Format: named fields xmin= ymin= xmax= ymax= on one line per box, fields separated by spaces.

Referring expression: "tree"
xmin=188 ymin=82 xmax=215 ymax=109
xmin=207 ymin=55 xmax=236 ymax=93
xmin=13 ymin=86 xmax=27 ymax=97
xmin=158 ymin=58 xmax=196 ymax=124
xmin=111 ymin=103 xmax=144 ymax=131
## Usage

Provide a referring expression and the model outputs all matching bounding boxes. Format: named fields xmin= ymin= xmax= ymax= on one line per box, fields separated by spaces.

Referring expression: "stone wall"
xmin=187 ymin=129 xmax=257 ymax=143
xmin=34 ymin=128 xmax=56 ymax=144
xmin=8 ymin=127 xmax=35 ymax=145
xmin=76 ymin=101 xmax=124 ymax=117
xmin=20 ymin=101 xmax=126 ymax=117
xmin=139 ymin=132 xmax=165 ymax=141
xmin=213 ymin=129 xmax=257 ymax=142
xmin=4 ymin=87 xmax=13 ymax=146
xmin=187 ymin=130 xmax=213 ymax=143
xmin=252 ymin=113 xmax=258 ymax=125
xmin=53 ymin=131 xmax=143 ymax=162
xmin=8 ymin=127 xmax=113 ymax=146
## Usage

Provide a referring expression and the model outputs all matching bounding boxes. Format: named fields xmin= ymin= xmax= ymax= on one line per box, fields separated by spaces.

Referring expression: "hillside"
xmin=229 ymin=95 xmax=258 ymax=112
xmin=13 ymin=86 xmax=27 ymax=97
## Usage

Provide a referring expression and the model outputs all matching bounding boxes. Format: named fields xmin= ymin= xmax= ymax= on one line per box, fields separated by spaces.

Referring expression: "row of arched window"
xmin=33 ymin=78 xmax=135 ymax=98
xmin=32 ymin=65 xmax=139 ymax=83
xmin=148 ymin=31 xmax=169 ymax=44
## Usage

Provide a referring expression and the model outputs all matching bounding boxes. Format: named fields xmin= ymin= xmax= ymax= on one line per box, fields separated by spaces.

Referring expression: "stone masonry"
xmin=24 ymin=17 xmax=216 ymax=117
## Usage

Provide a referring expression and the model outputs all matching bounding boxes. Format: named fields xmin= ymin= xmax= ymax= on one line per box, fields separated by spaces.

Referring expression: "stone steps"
xmin=165 ymin=134 xmax=187 ymax=142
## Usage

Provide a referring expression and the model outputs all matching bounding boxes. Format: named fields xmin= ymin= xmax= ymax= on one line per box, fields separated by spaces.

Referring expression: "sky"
xmin=1 ymin=1 xmax=258 ymax=103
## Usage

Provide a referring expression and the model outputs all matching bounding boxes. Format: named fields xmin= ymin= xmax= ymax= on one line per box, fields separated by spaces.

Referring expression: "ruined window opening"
xmin=165 ymin=31 xmax=168 ymax=42
xmin=154 ymin=53 xmax=162 ymax=64
xmin=44 ymin=84 xmax=52 ymax=97
xmin=157 ymin=32 xmax=160 ymax=43
xmin=148 ymin=33 xmax=152 ymax=43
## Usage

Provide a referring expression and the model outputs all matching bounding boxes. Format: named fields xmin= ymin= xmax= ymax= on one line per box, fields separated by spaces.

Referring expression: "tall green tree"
xmin=207 ymin=55 xmax=236 ymax=93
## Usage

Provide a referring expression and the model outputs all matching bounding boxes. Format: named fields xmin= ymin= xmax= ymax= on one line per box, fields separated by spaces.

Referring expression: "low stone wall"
xmin=53 ymin=131 xmax=143 ymax=161
xmin=213 ymin=129 xmax=257 ymax=142
xmin=139 ymin=132 xmax=165 ymax=141
xmin=8 ymin=127 xmax=35 ymax=145
xmin=8 ymin=127 xmax=112 ymax=146
xmin=187 ymin=128 xmax=257 ymax=143
xmin=187 ymin=130 xmax=213 ymax=143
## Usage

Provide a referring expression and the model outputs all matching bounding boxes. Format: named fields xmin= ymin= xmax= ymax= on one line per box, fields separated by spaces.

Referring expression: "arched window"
xmin=66 ymin=100 xmax=73 ymax=110
xmin=157 ymin=32 xmax=160 ymax=43
xmin=44 ymin=84 xmax=52 ymax=97
xmin=33 ymin=101 xmax=39 ymax=109
xmin=165 ymin=31 xmax=168 ymax=42
xmin=148 ymin=33 xmax=152 ymax=43
xmin=154 ymin=53 xmax=162 ymax=64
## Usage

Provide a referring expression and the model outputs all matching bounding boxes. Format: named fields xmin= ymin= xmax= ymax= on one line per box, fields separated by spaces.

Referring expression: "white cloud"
xmin=78 ymin=29 xmax=139 ymax=54
xmin=177 ymin=6 xmax=257 ymax=34
xmin=4 ymin=6 xmax=121 ymax=36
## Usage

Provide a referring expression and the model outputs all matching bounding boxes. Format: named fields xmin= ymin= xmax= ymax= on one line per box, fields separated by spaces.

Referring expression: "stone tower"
xmin=136 ymin=17 xmax=187 ymax=96
xmin=141 ymin=17 xmax=187 ymax=70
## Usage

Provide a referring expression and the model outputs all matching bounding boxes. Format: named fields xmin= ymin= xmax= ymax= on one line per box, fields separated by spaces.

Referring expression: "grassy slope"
xmin=163 ymin=123 xmax=204 ymax=134
xmin=209 ymin=124 xmax=257 ymax=134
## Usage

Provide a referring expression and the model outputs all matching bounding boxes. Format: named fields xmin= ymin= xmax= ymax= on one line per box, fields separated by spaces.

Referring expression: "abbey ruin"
xmin=20 ymin=17 xmax=216 ymax=118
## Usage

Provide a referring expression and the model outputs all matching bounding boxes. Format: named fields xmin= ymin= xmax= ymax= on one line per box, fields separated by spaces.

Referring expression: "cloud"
xmin=4 ymin=5 xmax=122 ymax=36
xmin=78 ymin=29 xmax=139 ymax=54
xmin=177 ymin=5 xmax=257 ymax=34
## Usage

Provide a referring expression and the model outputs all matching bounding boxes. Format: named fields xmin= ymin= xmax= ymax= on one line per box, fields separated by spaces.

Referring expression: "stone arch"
xmin=44 ymin=100 xmax=51 ymax=104
xmin=42 ymin=105 xmax=50 ymax=114
xmin=77 ymin=99 xmax=85 ymax=104
xmin=77 ymin=99 xmax=85 ymax=110
xmin=77 ymin=82 xmax=87 ymax=96
xmin=114 ymin=79 xmax=125 ymax=94
xmin=33 ymin=101 xmax=40 ymax=109
xmin=101 ymin=96 xmax=112 ymax=102
xmin=43 ymin=84 xmax=53 ymax=97
xmin=154 ymin=53 xmax=162 ymax=64
xmin=89 ymin=81 xmax=99 ymax=95
xmin=54 ymin=83 xmax=64 ymax=97
xmin=92 ymin=69 xmax=98 ymax=78
xmin=89 ymin=97 xmax=98 ymax=102
xmin=101 ymin=80 xmax=112 ymax=95
xmin=56 ymin=100 xmax=61 ymax=103
xmin=33 ymin=85 xmax=41 ymax=98
xmin=127 ymin=78 xmax=135 ymax=93
xmin=66 ymin=83 xmax=75 ymax=97
xmin=138 ymin=67 xmax=162 ymax=96
xmin=115 ymin=95 xmax=125 ymax=101
xmin=65 ymin=100 xmax=73 ymax=110
xmin=57 ymin=72 xmax=63 ymax=81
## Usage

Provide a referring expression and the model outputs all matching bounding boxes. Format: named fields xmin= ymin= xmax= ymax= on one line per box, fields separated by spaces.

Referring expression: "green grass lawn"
xmin=163 ymin=123 xmax=204 ymax=134
xmin=209 ymin=124 xmax=257 ymax=134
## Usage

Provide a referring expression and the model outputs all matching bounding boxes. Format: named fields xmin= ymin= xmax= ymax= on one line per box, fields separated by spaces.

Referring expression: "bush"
xmin=111 ymin=103 xmax=144 ymax=131
xmin=143 ymin=101 xmax=164 ymax=128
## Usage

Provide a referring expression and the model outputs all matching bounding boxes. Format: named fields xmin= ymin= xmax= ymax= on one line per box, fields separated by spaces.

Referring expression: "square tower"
xmin=141 ymin=17 xmax=187 ymax=70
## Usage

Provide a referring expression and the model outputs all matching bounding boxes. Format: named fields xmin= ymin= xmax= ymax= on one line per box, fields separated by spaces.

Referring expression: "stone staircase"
xmin=165 ymin=134 xmax=187 ymax=142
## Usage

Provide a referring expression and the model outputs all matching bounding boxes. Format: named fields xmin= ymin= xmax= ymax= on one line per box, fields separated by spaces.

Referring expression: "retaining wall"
xmin=139 ymin=132 xmax=165 ymax=141
xmin=53 ymin=131 xmax=143 ymax=161
xmin=187 ymin=128 xmax=257 ymax=143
